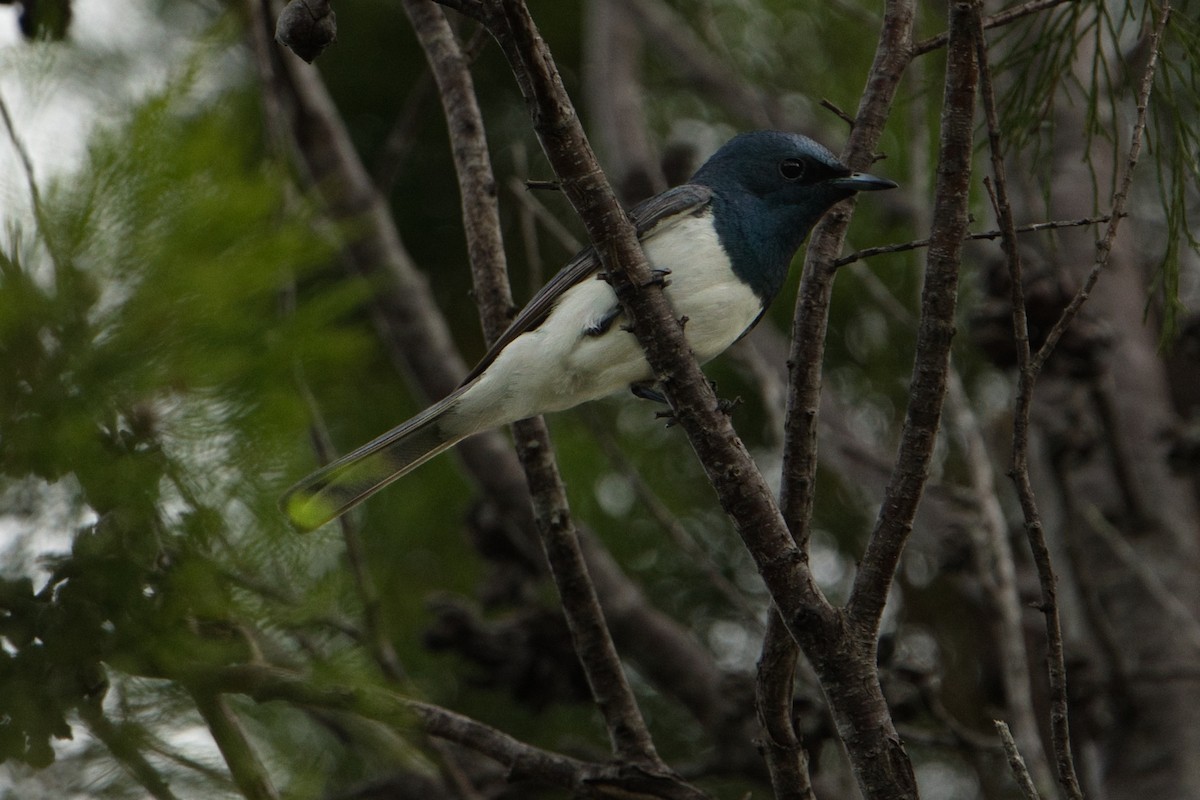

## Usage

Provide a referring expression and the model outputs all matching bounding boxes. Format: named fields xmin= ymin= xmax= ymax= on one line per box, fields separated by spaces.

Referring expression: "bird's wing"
xmin=460 ymin=183 xmax=713 ymax=385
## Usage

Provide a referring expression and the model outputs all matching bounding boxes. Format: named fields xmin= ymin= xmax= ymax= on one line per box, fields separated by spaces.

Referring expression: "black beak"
xmin=828 ymin=172 xmax=898 ymax=192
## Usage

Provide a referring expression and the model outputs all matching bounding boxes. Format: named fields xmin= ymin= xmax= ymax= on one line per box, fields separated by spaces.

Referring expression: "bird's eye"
xmin=779 ymin=158 xmax=807 ymax=181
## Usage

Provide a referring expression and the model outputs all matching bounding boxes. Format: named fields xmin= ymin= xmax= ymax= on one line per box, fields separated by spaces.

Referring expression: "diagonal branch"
xmin=79 ymin=703 xmax=181 ymax=800
xmin=204 ymin=663 xmax=711 ymax=799
xmin=250 ymin=0 xmax=737 ymax=748
xmin=833 ymin=214 xmax=1117 ymax=267
xmin=402 ymin=0 xmax=661 ymax=768
xmin=473 ymin=0 xmax=829 ymax=647
xmin=190 ymin=691 xmax=280 ymax=800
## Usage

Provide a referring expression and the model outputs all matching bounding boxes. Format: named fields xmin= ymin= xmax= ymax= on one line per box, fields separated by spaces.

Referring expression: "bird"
xmin=282 ymin=130 xmax=896 ymax=530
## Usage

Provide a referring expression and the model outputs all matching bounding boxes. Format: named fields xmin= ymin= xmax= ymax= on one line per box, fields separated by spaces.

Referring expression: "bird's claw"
xmin=655 ymin=408 xmax=678 ymax=427
xmin=716 ymin=395 xmax=743 ymax=415
xmin=643 ymin=268 xmax=671 ymax=288
xmin=596 ymin=268 xmax=671 ymax=288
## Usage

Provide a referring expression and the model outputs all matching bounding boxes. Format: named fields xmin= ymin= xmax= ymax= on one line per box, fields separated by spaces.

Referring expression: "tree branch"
xmin=913 ymin=0 xmax=1073 ymax=56
xmin=983 ymin=2 xmax=1172 ymax=797
xmin=848 ymin=0 xmax=975 ymax=648
xmin=764 ymin=0 xmax=918 ymax=796
xmin=190 ymin=691 xmax=280 ymax=800
xmin=471 ymin=0 xmax=832 ymax=670
xmin=755 ymin=609 xmax=816 ymax=800
xmin=995 ymin=719 xmax=1044 ymax=800
xmin=833 ymin=214 xmax=1117 ymax=267
xmin=1030 ymin=0 xmax=1170 ymax=375
xmin=612 ymin=0 xmax=779 ymax=128
xmin=250 ymin=0 xmax=736 ymax=755
xmin=403 ymin=0 xmax=661 ymax=767
xmin=79 ymin=703 xmax=181 ymax=800
xmin=204 ymin=663 xmax=712 ymax=799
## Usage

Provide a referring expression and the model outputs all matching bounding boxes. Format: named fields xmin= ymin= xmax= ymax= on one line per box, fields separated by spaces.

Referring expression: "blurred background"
xmin=0 ymin=0 xmax=1197 ymax=797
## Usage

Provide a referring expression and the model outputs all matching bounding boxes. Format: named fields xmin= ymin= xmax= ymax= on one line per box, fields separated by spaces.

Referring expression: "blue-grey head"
xmin=691 ymin=130 xmax=896 ymax=302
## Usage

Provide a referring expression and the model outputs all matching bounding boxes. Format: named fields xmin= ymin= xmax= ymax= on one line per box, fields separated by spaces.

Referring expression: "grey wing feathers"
xmin=460 ymin=184 xmax=713 ymax=385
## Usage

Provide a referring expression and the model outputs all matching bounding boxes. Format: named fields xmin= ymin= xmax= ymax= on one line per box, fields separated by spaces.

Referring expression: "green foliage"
xmin=1150 ymin=2 xmax=1200 ymax=343
xmin=0 ymin=78 xmax=364 ymax=775
xmin=991 ymin=0 xmax=1199 ymax=342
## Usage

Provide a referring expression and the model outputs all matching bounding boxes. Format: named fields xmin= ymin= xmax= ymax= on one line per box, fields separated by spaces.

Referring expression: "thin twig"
xmin=820 ymin=98 xmax=856 ymax=128
xmin=833 ymin=214 xmax=1116 ymax=267
xmin=507 ymin=174 xmax=581 ymax=253
xmin=0 ymin=91 xmax=61 ymax=269
xmin=755 ymin=609 xmax=817 ymax=800
xmin=972 ymin=7 xmax=1076 ymax=795
xmin=948 ymin=369 xmax=1057 ymax=795
xmin=977 ymin=1 xmax=1171 ymax=796
xmin=510 ymin=145 xmax=547 ymax=286
xmin=613 ymin=0 xmax=779 ymax=127
xmin=767 ymin=0 xmax=919 ymax=795
xmin=995 ymin=720 xmax=1044 ymax=800
xmin=1029 ymin=0 xmax=1170 ymax=375
xmin=252 ymin=0 xmax=734 ymax=748
xmin=914 ymin=0 xmax=1073 ymax=56
xmin=294 ymin=369 xmax=408 ymax=682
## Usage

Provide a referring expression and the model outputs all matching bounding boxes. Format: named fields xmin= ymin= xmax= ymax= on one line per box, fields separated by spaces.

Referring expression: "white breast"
xmin=453 ymin=211 xmax=762 ymax=431
xmin=646 ymin=212 xmax=762 ymax=362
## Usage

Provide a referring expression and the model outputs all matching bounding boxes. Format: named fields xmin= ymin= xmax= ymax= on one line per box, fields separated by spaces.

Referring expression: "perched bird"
xmin=283 ymin=130 xmax=896 ymax=530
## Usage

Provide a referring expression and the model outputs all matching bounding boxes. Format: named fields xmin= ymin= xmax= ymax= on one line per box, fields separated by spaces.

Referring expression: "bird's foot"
xmin=655 ymin=408 xmax=678 ymax=428
xmin=631 ymin=383 xmax=679 ymax=426
xmin=642 ymin=268 xmax=671 ymax=288
xmin=716 ymin=395 xmax=743 ymax=416
xmin=596 ymin=268 xmax=671 ymax=288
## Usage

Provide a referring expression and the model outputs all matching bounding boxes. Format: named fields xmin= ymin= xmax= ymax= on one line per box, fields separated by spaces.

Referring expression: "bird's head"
xmin=691 ymin=130 xmax=895 ymax=300
xmin=693 ymin=130 xmax=896 ymax=210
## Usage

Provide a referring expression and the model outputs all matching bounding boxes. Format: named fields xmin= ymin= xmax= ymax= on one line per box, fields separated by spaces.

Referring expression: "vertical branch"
xmin=971 ymin=9 xmax=1078 ymax=798
xmin=780 ymin=0 xmax=916 ymax=550
xmin=762 ymin=2 xmax=915 ymax=790
xmin=847 ymin=0 xmax=975 ymax=635
xmin=402 ymin=0 xmax=661 ymax=767
xmin=988 ymin=3 xmax=1170 ymax=799
xmin=949 ymin=372 xmax=1057 ymax=795
xmin=251 ymin=0 xmax=733 ymax=755
xmin=755 ymin=610 xmax=817 ymax=800
xmin=399 ymin=0 xmax=512 ymax=341
xmin=582 ymin=0 xmax=666 ymax=202
xmin=294 ymin=373 xmax=409 ymax=683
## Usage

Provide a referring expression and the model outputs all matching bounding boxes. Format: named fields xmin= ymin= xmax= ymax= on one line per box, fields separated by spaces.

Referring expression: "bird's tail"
xmin=281 ymin=387 xmax=473 ymax=531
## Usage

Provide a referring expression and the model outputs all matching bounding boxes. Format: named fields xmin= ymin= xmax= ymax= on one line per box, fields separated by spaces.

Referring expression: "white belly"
xmin=455 ymin=213 xmax=762 ymax=430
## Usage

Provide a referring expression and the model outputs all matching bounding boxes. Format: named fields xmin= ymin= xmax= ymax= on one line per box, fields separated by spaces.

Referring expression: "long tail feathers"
xmin=281 ymin=390 xmax=470 ymax=531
